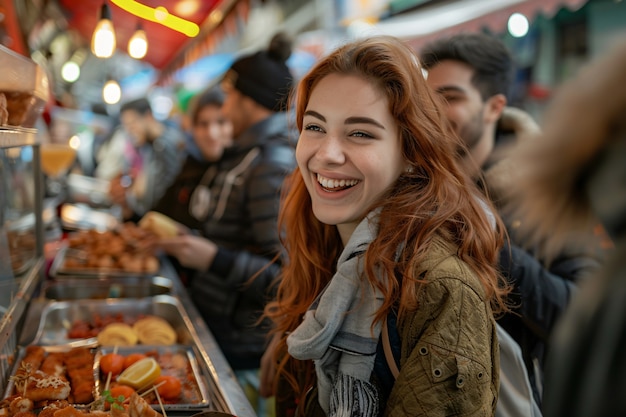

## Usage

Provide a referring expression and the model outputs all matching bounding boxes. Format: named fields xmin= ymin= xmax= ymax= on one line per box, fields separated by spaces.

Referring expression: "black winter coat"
xmin=187 ymin=112 xmax=296 ymax=370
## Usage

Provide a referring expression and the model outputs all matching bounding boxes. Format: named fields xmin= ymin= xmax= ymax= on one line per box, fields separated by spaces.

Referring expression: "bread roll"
xmin=138 ymin=211 xmax=179 ymax=238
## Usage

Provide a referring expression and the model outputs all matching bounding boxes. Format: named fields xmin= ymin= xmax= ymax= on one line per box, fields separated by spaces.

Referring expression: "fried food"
xmin=14 ymin=370 xmax=71 ymax=402
xmin=127 ymin=393 xmax=163 ymax=417
xmin=132 ymin=317 xmax=176 ymax=346
xmin=97 ymin=324 xmax=138 ymax=347
xmin=63 ymin=223 xmax=160 ymax=273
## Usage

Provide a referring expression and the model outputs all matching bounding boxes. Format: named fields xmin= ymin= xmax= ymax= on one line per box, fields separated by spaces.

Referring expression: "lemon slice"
xmin=117 ymin=357 xmax=161 ymax=389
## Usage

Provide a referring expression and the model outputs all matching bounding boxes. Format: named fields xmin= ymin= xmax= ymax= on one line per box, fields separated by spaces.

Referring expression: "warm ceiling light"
xmin=61 ymin=61 xmax=81 ymax=82
xmin=91 ymin=2 xmax=116 ymax=58
xmin=103 ymin=79 xmax=121 ymax=104
xmin=174 ymin=0 xmax=200 ymax=17
xmin=128 ymin=24 xmax=148 ymax=59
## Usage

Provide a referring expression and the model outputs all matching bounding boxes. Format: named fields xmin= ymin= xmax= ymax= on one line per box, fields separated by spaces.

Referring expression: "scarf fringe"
xmin=329 ymin=372 xmax=380 ymax=417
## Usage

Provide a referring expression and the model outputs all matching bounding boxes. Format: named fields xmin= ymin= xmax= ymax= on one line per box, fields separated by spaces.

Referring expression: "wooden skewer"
xmin=153 ymin=383 xmax=167 ymax=417
xmin=105 ymin=371 xmax=113 ymax=392
xmin=104 ymin=347 xmax=118 ymax=393
xmin=137 ymin=380 xmax=166 ymax=398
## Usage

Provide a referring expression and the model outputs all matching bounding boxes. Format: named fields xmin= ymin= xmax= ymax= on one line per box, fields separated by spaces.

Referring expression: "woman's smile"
xmin=315 ymin=173 xmax=361 ymax=192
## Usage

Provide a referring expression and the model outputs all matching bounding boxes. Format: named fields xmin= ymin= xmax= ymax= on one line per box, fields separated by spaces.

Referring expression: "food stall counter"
xmin=16 ymin=257 xmax=256 ymax=417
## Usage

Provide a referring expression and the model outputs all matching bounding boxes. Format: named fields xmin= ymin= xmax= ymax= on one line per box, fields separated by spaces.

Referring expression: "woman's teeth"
xmin=316 ymin=174 xmax=359 ymax=191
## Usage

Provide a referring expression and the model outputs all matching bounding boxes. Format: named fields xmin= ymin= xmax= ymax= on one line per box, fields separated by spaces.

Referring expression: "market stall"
xmin=0 ymin=45 xmax=255 ymax=417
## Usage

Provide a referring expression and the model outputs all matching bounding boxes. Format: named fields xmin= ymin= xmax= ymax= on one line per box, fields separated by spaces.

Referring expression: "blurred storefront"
xmin=2 ymin=0 xmax=625 ymax=118
xmin=333 ymin=0 xmax=626 ymax=117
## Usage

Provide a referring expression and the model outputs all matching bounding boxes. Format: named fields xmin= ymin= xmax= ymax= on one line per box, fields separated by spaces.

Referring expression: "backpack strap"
xmin=382 ymin=317 xmax=400 ymax=380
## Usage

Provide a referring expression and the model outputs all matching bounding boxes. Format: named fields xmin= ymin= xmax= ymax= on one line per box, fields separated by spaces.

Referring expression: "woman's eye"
xmin=304 ymin=124 xmax=323 ymax=132
xmin=351 ymin=130 xmax=374 ymax=139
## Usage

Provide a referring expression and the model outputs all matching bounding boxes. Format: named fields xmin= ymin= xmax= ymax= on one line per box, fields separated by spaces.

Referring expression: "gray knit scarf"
xmin=287 ymin=211 xmax=385 ymax=417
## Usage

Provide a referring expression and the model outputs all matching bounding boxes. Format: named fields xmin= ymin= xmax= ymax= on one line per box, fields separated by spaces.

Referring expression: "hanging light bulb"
xmin=103 ymin=79 xmax=121 ymax=104
xmin=128 ymin=23 xmax=148 ymax=59
xmin=91 ymin=2 xmax=116 ymax=58
xmin=61 ymin=61 xmax=81 ymax=83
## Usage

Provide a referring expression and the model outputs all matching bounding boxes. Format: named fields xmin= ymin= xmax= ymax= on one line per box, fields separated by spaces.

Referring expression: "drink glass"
xmin=40 ymin=143 xmax=77 ymax=197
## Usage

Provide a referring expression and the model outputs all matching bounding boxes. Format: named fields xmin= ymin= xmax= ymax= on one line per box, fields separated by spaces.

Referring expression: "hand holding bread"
xmin=138 ymin=211 xmax=185 ymax=238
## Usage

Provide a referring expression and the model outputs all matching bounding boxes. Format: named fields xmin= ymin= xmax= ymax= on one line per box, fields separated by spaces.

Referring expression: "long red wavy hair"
xmin=265 ymin=35 xmax=509 ymax=403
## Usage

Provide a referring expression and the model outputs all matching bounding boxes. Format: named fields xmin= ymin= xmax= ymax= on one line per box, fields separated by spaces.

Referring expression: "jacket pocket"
xmin=417 ymin=343 xmax=490 ymax=389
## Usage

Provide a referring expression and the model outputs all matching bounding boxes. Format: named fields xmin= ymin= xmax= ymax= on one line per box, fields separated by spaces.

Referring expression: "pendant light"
xmin=91 ymin=2 xmax=116 ymax=58
xmin=128 ymin=23 xmax=148 ymax=59
xmin=103 ymin=78 xmax=121 ymax=104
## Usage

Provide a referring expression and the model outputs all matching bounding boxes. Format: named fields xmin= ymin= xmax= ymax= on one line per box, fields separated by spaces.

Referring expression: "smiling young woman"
xmin=262 ymin=36 xmax=510 ymax=417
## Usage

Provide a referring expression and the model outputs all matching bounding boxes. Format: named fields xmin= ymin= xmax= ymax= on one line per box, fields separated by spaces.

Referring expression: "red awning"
xmin=156 ymin=0 xmax=250 ymax=86
xmin=375 ymin=0 xmax=589 ymax=50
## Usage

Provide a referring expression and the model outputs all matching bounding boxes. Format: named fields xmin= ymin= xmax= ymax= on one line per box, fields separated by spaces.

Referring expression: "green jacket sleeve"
xmin=386 ymin=262 xmax=499 ymax=416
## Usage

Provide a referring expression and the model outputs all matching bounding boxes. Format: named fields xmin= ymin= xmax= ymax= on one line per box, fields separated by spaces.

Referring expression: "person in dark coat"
xmin=156 ymin=33 xmax=297 ymax=417
xmin=419 ymin=33 xmax=602 ymax=408
xmin=503 ymin=37 xmax=625 ymax=417
xmin=152 ymin=87 xmax=233 ymax=231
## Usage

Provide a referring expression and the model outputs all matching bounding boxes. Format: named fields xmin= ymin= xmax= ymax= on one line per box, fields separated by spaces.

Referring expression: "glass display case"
xmin=0 ymin=44 xmax=48 ymax=393
xmin=0 ymin=127 xmax=45 ymax=393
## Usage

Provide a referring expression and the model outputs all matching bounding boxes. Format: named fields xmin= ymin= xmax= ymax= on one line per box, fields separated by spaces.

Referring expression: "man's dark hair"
xmin=190 ymin=88 xmax=225 ymax=125
xmin=420 ymin=33 xmax=515 ymax=100
xmin=120 ymin=97 xmax=152 ymax=115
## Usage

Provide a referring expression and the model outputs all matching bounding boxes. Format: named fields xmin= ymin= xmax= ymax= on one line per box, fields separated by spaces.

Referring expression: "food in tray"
xmin=96 ymin=325 xmax=138 ymax=348
xmin=3 ymin=345 xmax=208 ymax=416
xmin=116 ymin=358 xmax=160 ymax=389
xmin=96 ymin=348 xmax=203 ymax=407
xmin=75 ymin=315 xmax=176 ymax=347
xmin=0 ymin=391 xmax=163 ymax=417
xmin=132 ymin=318 xmax=176 ymax=346
xmin=67 ymin=314 xmax=126 ymax=340
xmin=0 ymin=93 xmax=8 ymax=125
xmin=6 ymin=346 xmax=95 ymax=405
xmin=60 ymin=223 xmax=159 ymax=274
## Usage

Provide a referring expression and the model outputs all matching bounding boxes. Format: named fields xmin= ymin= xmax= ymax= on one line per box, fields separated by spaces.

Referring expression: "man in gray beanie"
xmin=157 ymin=32 xmax=297 ymax=417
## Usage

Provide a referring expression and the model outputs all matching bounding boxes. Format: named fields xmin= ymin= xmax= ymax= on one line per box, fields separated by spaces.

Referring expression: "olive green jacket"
xmin=278 ymin=238 xmax=499 ymax=416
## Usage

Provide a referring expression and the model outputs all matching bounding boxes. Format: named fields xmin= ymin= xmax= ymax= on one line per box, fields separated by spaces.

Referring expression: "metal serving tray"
xmin=66 ymin=174 xmax=112 ymax=208
xmin=31 ymin=296 xmax=195 ymax=346
xmin=49 ymin=245 xmax=159 ymax=278
xmin=60 ymin=203 xmax=120 ymax=232
xmin=95 ymin=345 xmax=210 ymax=410
xmin=42 ymin=276 xmax=173 ymax=300
xmin=3 ymin=345 xmax=98 ymax=406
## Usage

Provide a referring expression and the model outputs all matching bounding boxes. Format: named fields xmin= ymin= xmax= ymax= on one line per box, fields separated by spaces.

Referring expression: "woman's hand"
xmin=259 ymin=332 xmax=281 ymax=398
xmin=157 ymin=234 xmax=218 ymax=271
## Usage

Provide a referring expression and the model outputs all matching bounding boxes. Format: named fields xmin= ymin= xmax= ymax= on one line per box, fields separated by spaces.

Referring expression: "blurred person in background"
xmin=151 ymin=87 xmax=233 ymax=230
xmin=108 ymin=97 xmax=186 ymax=220
xmin=502 ymin=37 xmax=625 ymax=417
xmin=420 ymin=32 xmax=601 ymax=411
xmin=155 ymin=32 xmax=297 ymax=417
xmin=93 ymin=115 xmax=126 ymax=182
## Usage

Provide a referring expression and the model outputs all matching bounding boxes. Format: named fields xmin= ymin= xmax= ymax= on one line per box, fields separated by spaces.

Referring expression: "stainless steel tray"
xmin=60 ymin=203 xmax=120 ymax=231
xmin=31 ymin=296 xmax=195 ymax=346
xmin=42 ymin=276 xmax=174 ymax=300
xmin=49 ymin=245 xmax=159 ymax=278
xmin=66 ymin=174 xmax=112 ymax=207
xmin=95 ymin=345 xmax=210 ymax=410
xmin=3 ymin=345 xmax=98 ymax=406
